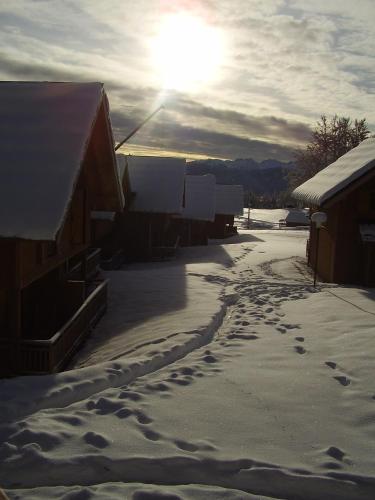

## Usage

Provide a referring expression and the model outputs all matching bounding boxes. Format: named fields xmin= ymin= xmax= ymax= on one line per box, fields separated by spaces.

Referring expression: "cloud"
xmin=165 ymin=93 xmax=312 ymax=144
xmin=0 ymin=0 xmax=374 ymax=161
xmin=111 ymin=108 xmax=295 ymax=161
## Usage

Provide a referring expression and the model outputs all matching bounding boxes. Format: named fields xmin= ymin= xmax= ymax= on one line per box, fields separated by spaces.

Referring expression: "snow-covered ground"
xmin=1 ymin=210 xmax=375 ymax=500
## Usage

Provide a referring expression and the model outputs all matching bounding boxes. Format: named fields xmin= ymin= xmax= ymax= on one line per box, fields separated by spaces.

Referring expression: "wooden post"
xmin=81 ymin=250 xmax=88 ymax=282
xmin=148 ymin=217 xmax=153 ymax=258
xmin=11 ymin=241 xmax=22 ymax=338
xmin=314 ymin=228 xmax=320 ymax=288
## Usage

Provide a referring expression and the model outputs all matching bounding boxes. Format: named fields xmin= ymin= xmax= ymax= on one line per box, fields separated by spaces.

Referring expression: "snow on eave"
xmin=292 ymin=138 xmax=375 ymax=207
xmin=215 ymin=184 xmax=244 ymax=215
xmin=102 ymin=96 xmax=125 ymax=211
xmin=182 ymin=174 xmax=216 ymax=222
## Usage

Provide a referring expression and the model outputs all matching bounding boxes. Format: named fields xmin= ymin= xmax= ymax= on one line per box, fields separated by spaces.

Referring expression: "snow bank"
xmin=1 ymin=226 xmax=375 ymax=500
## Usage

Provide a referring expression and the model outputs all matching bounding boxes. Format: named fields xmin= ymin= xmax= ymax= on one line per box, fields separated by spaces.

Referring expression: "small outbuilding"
xmin=292 ymin=138 xmax=375 ymax=285
xmin=279 ymin=209 xmax=310 ymax=228
xmin=209 ymin=184 xmax=244 ymax=238
xmin=174 ymin=174 xmax=216 ymax=246
xmin=0 ymin=82 xmax=124 ymax=375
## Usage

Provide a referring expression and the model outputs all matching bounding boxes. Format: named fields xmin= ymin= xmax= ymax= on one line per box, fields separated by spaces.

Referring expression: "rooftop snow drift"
xmin=127 ymin=156 xmax=186 ymax=214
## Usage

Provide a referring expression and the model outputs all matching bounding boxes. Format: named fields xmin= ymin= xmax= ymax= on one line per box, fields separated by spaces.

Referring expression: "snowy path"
xmin=1 ymin=230 xmax=375 ymax=500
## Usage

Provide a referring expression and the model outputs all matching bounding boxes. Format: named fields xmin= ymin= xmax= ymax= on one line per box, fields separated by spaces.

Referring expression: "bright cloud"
xmin=0 ymin=0 xmax=374 ymax=160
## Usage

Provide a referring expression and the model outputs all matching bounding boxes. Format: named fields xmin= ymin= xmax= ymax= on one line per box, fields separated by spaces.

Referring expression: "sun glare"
xmin=151 ymin=13 xmax=224 ymax=92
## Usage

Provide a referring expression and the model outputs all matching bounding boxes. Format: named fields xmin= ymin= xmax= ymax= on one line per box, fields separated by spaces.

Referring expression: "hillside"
xmin=187 ymin=158 xmax=294 ymax=194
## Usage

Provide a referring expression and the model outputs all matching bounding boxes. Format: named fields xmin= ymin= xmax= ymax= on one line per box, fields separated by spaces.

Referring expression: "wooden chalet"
xmin=209 ymin=184 xmax=244 ymax=238
xmin=174 ymin=174 xmax=216 ymax=246
xmin=0 ymin=82 xmax=124 ymax=375
xmin=113 ymin=155 xmax=186 ymax=260
xmin=293 ymin=138 xmax=375 ymax=285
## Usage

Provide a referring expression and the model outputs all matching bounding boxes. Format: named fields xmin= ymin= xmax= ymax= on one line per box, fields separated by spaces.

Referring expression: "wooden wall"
xmin=0 ymin=171 xmax=91 ymax=339
xmin=311 ymin=173 xmax=375 ymax=285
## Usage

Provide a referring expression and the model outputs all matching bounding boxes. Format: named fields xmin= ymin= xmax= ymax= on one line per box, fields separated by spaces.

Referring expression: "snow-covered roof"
xmin=215 ymin=184 xmax=244 ymax=215
xmin=182 ymin=174 xmax=216 ymax=221
xmin=0 ymin=81 xmax=122 ymax=240
xmin=292 ymin=138 xmax=375 ymax=207
xmin=127 ymin=156 xmax=186 ymax=214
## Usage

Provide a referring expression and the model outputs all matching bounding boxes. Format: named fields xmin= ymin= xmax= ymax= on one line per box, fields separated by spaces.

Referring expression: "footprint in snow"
xmin=295 ymin=337 xmax=305 ymax=342
xmin=174 ymin=439 xmax=198 ymax=452
xmin=168 ymin=377 xmax=193 ymax=386
xmin=83 ymin=431 xmax=110 ymax=449
xmin=135 ymin=411 xmax=153 ymax=425
xmin=145 ymin=382 xmax=170 ymax=392
xmin=294 ymin=345 xmax=306 ymax=355
xmin=325 ymin=361 xmax=337 ymax=370
xmin=334 ymin=376 xmax=351 ymax=387
xmin=324 ymin=445 xmax=352 ymax=464
xmin=281 ymin=323 xmax=301 ymax=330
xmin=227 ymin=333 xmax=258 ymax=340
xmin=53 ymin=415 xmax=84 ymax=426
xmin=115 ymin=408 xmax=133 ymax=419
xmin=86 ymin=397 xmax=123 ymax=415
xmin=119 ymin=391 xmax=143 ymax=402
xmin=143 ymin=429 xmax=161 ymax=441
xmin=203 ymin=355 xmax=217 ymax=363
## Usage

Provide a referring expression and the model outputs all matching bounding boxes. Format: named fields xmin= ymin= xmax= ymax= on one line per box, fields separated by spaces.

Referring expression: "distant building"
xmin=175 ymin=174 xmax=216 ymax=246
xmin=209 ymin=184 xmax=244 ymax=238
xmin=0 ymin=82 xmax=124 ymax=375
xmin=117 ymin=156 xmax=186 ymax=260
xmin=293 ymin=138 xmax=375 ymax=285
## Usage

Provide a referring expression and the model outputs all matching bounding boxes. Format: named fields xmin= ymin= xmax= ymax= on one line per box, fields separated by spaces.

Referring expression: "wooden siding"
xmin=309 ymin=172 xmax=375 ymax=285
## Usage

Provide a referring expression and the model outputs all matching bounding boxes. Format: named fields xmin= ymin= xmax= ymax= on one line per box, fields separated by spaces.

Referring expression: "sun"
xmin=151 ymin=13 xmax=224 ymax=92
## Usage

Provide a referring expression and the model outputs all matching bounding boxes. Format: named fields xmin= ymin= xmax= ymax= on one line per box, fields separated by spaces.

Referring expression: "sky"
xmin=1 ymin=0 xmax=374 ymax=161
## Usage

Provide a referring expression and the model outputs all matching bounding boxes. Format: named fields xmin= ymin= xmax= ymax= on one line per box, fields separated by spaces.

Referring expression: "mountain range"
xmin=187 ymin=158 xmax=295 ymax=194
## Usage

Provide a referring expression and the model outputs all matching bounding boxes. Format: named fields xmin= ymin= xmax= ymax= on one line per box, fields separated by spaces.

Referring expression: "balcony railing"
xmin=0 ymin=279 xmax=108 ymax=375
xmin=68 ymin=248 xmax=101 ymax=281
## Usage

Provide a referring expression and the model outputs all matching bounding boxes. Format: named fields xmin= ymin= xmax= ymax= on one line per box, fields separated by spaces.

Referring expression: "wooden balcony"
xmin=68 ymin=247 xmax=101 ymax=280
xmin=0 ymin=279 xmax=107 ymax=375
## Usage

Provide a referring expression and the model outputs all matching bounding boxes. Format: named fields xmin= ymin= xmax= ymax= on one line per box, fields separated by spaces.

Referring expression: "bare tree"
xmin=289 ymin=115 xmax=371 ymax=189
